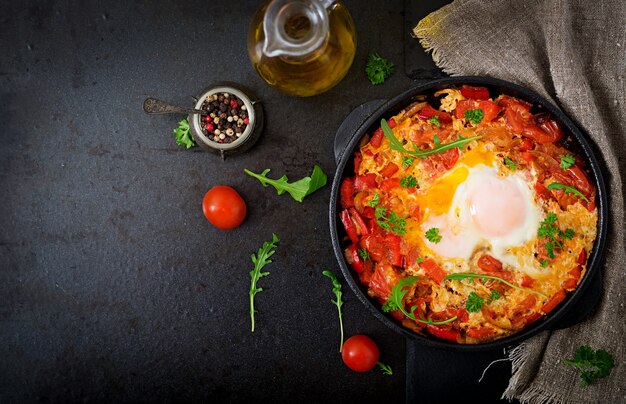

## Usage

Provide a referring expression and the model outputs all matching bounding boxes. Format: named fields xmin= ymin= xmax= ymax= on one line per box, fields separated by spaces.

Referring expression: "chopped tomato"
xmin=534 ymin=181 xmax=553 ymax=200
xmin=521 ymin=151 xmax=536 ymax=163
xmin=354 ymin=173 xmax=378 ymax=191
xmin=417 ymin=104 xmax=453 ymax=123
xmin=387 ymin=118 xmax=397 ymax=128
xmin=360 ymin=234 xmax=384 ymax=262
xmin=426 ymin=325 xmax=460 ymax=342
xmin=454 ymin=100 xmax=475 ymax=120
xmin=340 ymin=177 xmax=355 ymax=209
xmin=477 ymin=254 xmax=503 ymax=272
xmin=410 ymin=205 xmax=422 ymax=221
xmin=369 ymin=264 xmax=400 ymax=301
xmin=519 ymin=137 xmax=535 ymax=151
xmin=478 ymin=100 xmax=502 ymax=122
xmin=540 ymin=289 xmax=566 ymax=314
xmin=578 ymin=248 xmax=587 ymax=265
xmin=383 ymin=234 xmax=404 ymax=267
xmin=521 ymin=274 xmax=535 ymax=288
xmin=340 ymin=209 xmax=358 ymax=243
xmin=460 ymin=85 xmax=490 ymax=100
xmin=361 ymin=206 xmax=376 ymax=219
xmin=419 ymin=258 xmax=446 ymax=284
xmin=348 ymin=207 xmax=369 ymax=237
xmin=344 ymin=244 xmax=364 ymax=274
xmin=380 ymin=177 xmax=401 ymax=192
xmin=467 ymin=326 xmax=497 ymax=340
xmin=370 ymin=127 xmax=383 ymax=148
xmin=380 ymin=162 xmax=399 ymax=178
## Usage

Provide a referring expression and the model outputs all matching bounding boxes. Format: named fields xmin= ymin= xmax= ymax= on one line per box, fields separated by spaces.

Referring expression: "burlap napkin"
xmin=413 ymin=1 xmax=625 ymax=402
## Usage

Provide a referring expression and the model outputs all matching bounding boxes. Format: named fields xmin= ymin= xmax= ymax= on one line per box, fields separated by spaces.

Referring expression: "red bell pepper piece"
xmin=348 ymin=207 xmax=369 ymax=236
xmin=477 ymin=254 xmax=503 ymax=272
xmin=426 ymin=325 xmax=460 ymax=342
xmin=417 ymin=104 xmax=453 ymax=123
xmin=460 ymin=85 xmax=490 ymax=100
xmin=578 ymin=248 xmax=587 ymax=265
xmin=540 ymin=289 xmax=566 ymax=315
xmin=518 ymin=137 xmax=535 ymax=151
xmin=478 ymin=100 xmax=502 ymax=122
xmin=340 ymin=209 xmax=359 ymax=243
xmin=370 ymin=127 xmax=384 ymax=148
xmin=380 ymin=162 xmax=399 ymax=178
xmin=383 ymin=234 xmax=404 ymax=267
xmin=340 ymin=177 xmax=355 ymax=209
xmin=380 ymin=177 xmax=401 ymax=192
xmin=387 ymin=118 xmax=397 ymax=128
xmin=467 ymin=326 xmax=497 ymax=340
xmin=419 ymin=258 xmax=446 ymax=284
xmin=353 ymin=151 xmax=363 ymax=174
xmin=354 ymin=173 xmax=378 ymax=191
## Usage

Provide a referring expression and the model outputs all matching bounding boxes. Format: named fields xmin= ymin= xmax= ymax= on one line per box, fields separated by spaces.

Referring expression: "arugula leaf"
xmin=173 ymin=118 xmax=196 ymax=148
xmin=560 ymin=154 xmax=576 ymax=170
xmin=547 ymin=182 xmax=590 ymax=202
xmin=365 ymin=53 xmax=394 ymax=85
xmin=381 ymin=119 xmax=481 ymax=159
xmin=564 ymin=345 xmax=615 ymax=387
xmin=368 ymin=193 xmax=380 ymax=207
xmin=425 ymin=227 xmax=442 ymax=243
xmin=444 ymin=272 xmax=547 ymax=298
xmin=428 ymin=116 xmax=440 ymax=127
xmin=382 ymin=276 xmax=457 ymax=325
xmin=358 ymin=248 xmax=370 ymax=260
xmin=504 ymin=157 xmax=518 ymax=171
xmin=464 ymin=109 xmax=484 ymax=124
xmin=377 ymin=362 xmax=393 ymax=376
xmin=249 ymin=234 xmax=279 ymax=332
xmin=466 ymin=291 xmax=484 ymax=312
xmin=244 ymin=165 xmax=327 ymax=202
xmin=322 ymin=270 xmax=345 ymax=352
xmin=402 ymin=156 xmax=414 ymax=169
xmin=400 ymin=175 xmax=418 ymax=188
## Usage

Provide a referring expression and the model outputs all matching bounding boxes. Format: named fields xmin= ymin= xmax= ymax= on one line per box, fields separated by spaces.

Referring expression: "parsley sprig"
xmin=400 ymin=175 xmax=418 ymax=188
xmin=249 ymin=234 xmax=279 ymax=332
xmin=538 ymin=212 xmax=575 ymax=260
xmin=547 ymin=182 xmax=590 ymax=202
xmin=425 ymin=227 xmax=442 ymax=243
xmin=375 ymin=207 xmax=407 ymax=235
xmin=466 ymin=292 xmax=485 ymax=313
xmin=402 ymin=156 xmax=414 ymax=169
xmin=382 ymin=277 xmax=457 ymax=325
xmin=428 ymin=116 xmax=440 ymax=127
xmin=322 ymin=270 xmax=345 ymax=352
xmin=368 ymin=193 xmax=380 ymax=207
xmin=381 ymin=119 xmax=481 ymax=159
xmin=560 ymin=154 xmax=576 ymax=169
xmin=464 ymin=109 xmax=484 ymax=124
xmin=365 ymin=53 xmax=394 ymax=85
xmin=358 ymin=248 xmax=370 ymax=260
xmin=564 ymin=345 xmax=615 ymax=387
xmin=173 ymin=118 xmax=196 ymax=148
xmin=444 ymin=272 xmax=547 ymax=299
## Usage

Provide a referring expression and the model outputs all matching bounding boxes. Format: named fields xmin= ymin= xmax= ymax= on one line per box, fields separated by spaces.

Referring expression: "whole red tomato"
xmin=202 ymin=186 xmax=247 ymax=230
xmin=342 ymin=334 xmax=380 ymax=372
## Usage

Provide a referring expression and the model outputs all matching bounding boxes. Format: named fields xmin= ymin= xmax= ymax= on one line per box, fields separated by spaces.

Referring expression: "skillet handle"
xmin=334 ymin=99 xmax=386 ymax=164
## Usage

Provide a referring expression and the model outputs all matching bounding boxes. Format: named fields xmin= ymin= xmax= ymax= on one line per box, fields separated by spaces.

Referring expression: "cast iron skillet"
xmin=329 ymin=76 xmax=608 ymax=351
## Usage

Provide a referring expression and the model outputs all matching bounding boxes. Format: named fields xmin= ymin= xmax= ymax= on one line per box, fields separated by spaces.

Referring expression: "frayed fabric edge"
xmin=412 ymin=9 xmax=459 ymax=77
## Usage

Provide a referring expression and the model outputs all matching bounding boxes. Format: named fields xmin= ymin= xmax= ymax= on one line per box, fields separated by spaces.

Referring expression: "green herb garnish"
xmin=488 ymin=290 xmax=501 ymax=303
xmin=400 ymin=175 xmax=418 ymax=188
xmin=402 ymin=156 xmax=414 ymax=169
xmin=173 ymin=118 xmax=196 ymax=148
xmin=249 ymin=234 xmax=279 ymax=332
xmin=540 ymin=260 xmax=550 ymax=268
xmin=322 ymin=270 xmax=345 ymax=352
xmin=547 ymin=182 xmax=590 ymax=202
xmin=365 ymin=53 xmax=394 ymax=85
xmin=416 ymin=256 xmax=424 ymax=264
xmin=244 ymin=165 xmax=327 ymax=203
xmin=504 ymin=157 xmax=518 ymax=171
xmin=538 ymin=212 xmax=575 ymax=259
xmin=428 ymin=116 xmax=441 ymax=127
xmin=560 ymin=154 xmax=576 ymax=170
xmin=564 ymin=345 xmax=615 ymax=387
xmin=358 ymin=248 xmax=370 ymax=260
xmin=375 ymin=207 xmax=407 ymax=235
xmin=444 ymin=272 xmax=547 ymax=299
xmin=464 ymin=109 xmax=484 ymax=124
xmin=425 ymin=227 xmax=442 ymax=243
xmin=368 ymin=193 xmax=380 ymax=207
xmin=382 ymin=276 xmax=457 ymax=325
xmin=377 ymin=362 xmax=393 ymax=376
xmin=381 ymin=119 xmax=481 ymax=159
xmin=466 ymin=291 xmax=485 ymax=313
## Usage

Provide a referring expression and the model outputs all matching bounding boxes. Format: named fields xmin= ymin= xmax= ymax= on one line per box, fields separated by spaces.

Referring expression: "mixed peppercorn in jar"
xmin=200 ymin=92 xmax=250 ymax=144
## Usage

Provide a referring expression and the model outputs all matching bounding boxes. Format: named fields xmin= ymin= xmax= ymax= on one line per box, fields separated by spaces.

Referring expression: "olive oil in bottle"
xmin=248 ymin=0 xmax=357 ymax=97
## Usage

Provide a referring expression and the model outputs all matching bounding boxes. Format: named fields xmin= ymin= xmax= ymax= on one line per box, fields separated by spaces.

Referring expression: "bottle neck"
xmin=262 ymin=0 xmax=332 ymax=58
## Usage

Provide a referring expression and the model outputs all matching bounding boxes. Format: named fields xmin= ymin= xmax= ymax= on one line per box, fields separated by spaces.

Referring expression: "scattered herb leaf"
xmin=464 ymin=109 xmax=484 ymax=124
xmin=377 ymin=362 xmax=393 ymax=376
xmin=504 ymin=157 xmax=518 ymax=171
xmin=358 ymin=248 xmax=370 ymax=260
xmin=368 ymin=193 xmax=380 ymax=207
xmin=425 ymin=227 xmax=442 ymax=244
xmin=564 ymin=345 xmax=615 ymax=387
xmin=365 ymin=53 xmax=394 ymax=85
xmin=538 ymin=212 xmax=575 ymax=260
xmin=381 ymin=119 xmax=481 ymax=159
xmin=173 ymin=118 xmax=196 ymax=148
xmin=540 ymin=260 xmax=550 ymax=268
xmin=488 ymin=290 xmax=501 ymax=304
xmin=400 ymin=175 xmax=418 ymax=188
xmin=244 ymin=165 xmax=327 ymax=203
xmin=428 ymin=116 xmax=441 ymax=127
xmin=322 ymin=270 xmax=345 ymax=352
xmin=444 ymin=272 xmax=547 ymax=299
xmin=382 ymin=276 xmax=457 ymax=325
xmin=547 ymin=182 xmax=590 ymax=202
xmin=466 ymin=291 xmax=485 ymax=312
xmin=249 ymin=234 xmax=279 ymax=332
xmin=416 ymin=256 xmax=424 ymax=264
xmin=402 ymin=156 xmax=414 ymax=169
xmin=375 ymin=207 xmax=407 ymax=235
xmin=560 ymin=154 xmax=576 ymax=170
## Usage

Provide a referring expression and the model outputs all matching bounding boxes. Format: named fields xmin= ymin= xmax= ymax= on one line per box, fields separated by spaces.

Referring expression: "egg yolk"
xmin=468 ymin=176 xmax=527 ymax=237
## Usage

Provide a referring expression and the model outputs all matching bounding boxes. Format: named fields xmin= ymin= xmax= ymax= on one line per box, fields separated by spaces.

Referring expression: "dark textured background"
xmin=0 ymin=0 xmax=512 ymax=402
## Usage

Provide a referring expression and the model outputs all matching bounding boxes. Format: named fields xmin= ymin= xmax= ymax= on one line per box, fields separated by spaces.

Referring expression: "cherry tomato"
xmin=342 ymin=335 xmax=380 ymax=372
xmin=202 ymin=186 xmax=246 ymax=230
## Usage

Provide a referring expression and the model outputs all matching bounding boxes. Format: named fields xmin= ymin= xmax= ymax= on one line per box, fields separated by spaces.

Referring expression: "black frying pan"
xmin=329 ymin=76 xmax=608 ymax=351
